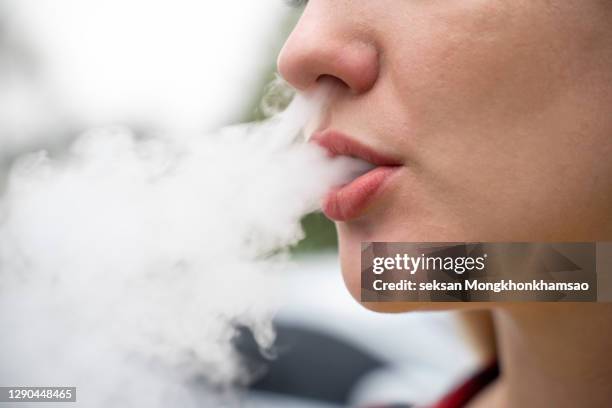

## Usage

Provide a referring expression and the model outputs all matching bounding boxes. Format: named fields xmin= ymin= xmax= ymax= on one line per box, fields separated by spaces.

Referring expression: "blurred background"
xmin=0 ymin=1 xmax=491 ymax=406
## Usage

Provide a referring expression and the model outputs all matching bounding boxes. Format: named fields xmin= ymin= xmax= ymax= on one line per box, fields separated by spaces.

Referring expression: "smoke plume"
xmin=0 ymin=88 xmax=368 ymax=407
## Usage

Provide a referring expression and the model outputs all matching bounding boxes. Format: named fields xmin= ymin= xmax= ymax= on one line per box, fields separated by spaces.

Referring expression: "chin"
xmin=336 ymin=222 xmax=490 ymax=313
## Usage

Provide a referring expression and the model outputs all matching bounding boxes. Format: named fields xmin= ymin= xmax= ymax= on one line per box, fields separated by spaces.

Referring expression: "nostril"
xmin=316 ymin=41 xmax=380 ymax=95
xmin=316 ymin=74 xmax=350 ymax=92
xmin=277 ymin=13 xmax=380 ymax=94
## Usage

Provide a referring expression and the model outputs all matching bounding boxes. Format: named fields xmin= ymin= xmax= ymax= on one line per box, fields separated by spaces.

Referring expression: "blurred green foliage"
xmin=292 ymin=212 xmax=338 ymax=253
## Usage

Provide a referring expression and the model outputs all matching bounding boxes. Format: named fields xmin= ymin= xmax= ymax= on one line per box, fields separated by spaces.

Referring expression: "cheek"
xmin=387 ymin=4 xmax=561 ymax=138
xmin=377 ymin=3 xmax=612 ymax=239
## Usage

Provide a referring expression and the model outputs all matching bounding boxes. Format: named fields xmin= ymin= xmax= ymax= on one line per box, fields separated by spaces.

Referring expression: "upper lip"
xmin=310 ymin=129 xmax=403 ymax=167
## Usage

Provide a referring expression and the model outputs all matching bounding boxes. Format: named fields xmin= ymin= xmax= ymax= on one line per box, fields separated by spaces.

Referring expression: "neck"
xmin=490 ymin=304 xmax=612 ymax=407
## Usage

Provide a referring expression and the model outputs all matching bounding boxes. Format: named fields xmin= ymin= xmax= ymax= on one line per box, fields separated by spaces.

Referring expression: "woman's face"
xmin=278 ymin=1 xmax=612 ymax=305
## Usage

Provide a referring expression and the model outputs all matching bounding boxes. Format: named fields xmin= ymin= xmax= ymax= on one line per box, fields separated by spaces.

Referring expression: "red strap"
xmin=430 ymin=361 xmax=499 ymax=408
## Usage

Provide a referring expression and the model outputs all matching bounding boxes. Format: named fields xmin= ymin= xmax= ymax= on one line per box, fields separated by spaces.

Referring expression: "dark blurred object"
xmin=235 ymin=323 xmax=383 ymax=405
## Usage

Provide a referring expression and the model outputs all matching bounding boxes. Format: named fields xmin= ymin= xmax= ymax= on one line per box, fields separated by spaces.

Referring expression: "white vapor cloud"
xmin=0 ymin=91 xmax=369 ymax=407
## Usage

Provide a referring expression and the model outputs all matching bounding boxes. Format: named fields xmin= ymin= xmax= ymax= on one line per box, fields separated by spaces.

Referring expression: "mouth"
xmin=310 ymin=129 xmax=402 ymax=222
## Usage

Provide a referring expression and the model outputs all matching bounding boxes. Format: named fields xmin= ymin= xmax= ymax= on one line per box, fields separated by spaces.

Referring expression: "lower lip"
xmin=322 ymin=166 xmax=400 ymax=222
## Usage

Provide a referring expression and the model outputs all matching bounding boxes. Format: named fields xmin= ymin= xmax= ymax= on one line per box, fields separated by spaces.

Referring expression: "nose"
xmin=277 ymin=6 xmax=380 ymax=94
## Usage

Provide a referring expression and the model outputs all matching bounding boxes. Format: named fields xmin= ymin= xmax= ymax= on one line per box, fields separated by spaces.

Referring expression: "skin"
xmin=279 ymin=0 xmax=612 ymax=303
xmin=278 ymin=0 xmax=612 ymax=406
